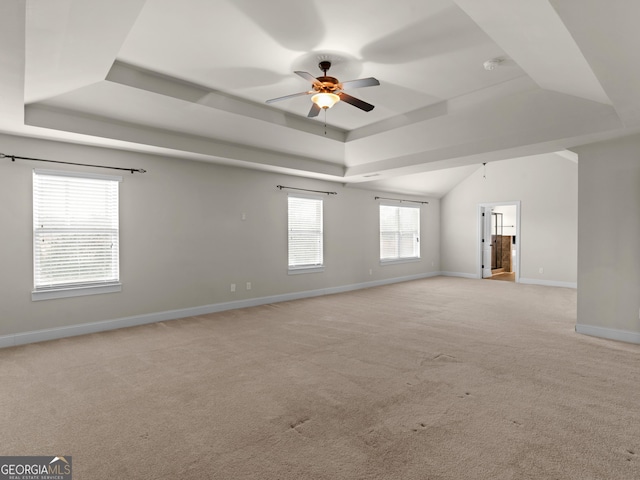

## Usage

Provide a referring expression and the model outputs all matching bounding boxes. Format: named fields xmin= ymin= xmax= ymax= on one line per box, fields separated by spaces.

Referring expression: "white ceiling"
xmin=2 ymin=0 xmax=639 ymax=197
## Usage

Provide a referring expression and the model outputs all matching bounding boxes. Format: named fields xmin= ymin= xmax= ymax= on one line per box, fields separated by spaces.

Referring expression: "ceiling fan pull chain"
xmin=324 ymin=109 xmax=327 ymax=136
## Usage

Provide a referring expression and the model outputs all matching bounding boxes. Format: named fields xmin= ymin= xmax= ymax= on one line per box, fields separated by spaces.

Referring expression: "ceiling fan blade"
xmin=295 ymin=71 xmax=322 ymax=86
xmin=308 ymin=103 xmax=321 ymax=118
xmin=340 ymin=77 xmax=380 ymax=89
xmin=338 ymin=92 xmax=375 ymax=112
xmin=266 ymin=91 xmax=312 ymax=103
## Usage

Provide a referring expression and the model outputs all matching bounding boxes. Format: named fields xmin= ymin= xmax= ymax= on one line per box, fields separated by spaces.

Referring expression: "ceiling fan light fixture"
xmin=311 ymin=92 xmax=340 ymax=109
xmin=266 ymin=61 xmax=377 ymax=117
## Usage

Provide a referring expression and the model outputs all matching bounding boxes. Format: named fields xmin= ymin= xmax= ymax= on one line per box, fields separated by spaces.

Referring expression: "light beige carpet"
xmin=1 ymin=276 xmax=639 ymax=479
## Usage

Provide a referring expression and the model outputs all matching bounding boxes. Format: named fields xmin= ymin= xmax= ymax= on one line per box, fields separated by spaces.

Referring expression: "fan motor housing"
xmin=314 ymin=76 xmax=340 ymax=93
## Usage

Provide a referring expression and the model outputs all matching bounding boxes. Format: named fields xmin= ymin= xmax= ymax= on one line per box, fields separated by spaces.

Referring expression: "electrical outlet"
xmin=539 ymin=267 xmax=544 ymax=274
xmin=246 ymin=282 xmax=251 ymax=291
xmin=230 ymin=283 xmax=236 ymax=292
xmin=369 ymin=269 xmax=373 ymax=275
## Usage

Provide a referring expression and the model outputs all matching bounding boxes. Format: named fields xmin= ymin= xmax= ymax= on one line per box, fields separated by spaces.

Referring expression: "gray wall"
xmin=0 ymin=133 xmax=439 ymax=340
xmin=16 ymin=130 xmax=639 ymax=345
xmin=575 ymin=134 xmax=640 ymax=341
xmin=440 ymin=153 xmax=578 ymax=285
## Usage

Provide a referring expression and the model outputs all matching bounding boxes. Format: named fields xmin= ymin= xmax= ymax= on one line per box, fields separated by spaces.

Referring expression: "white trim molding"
xmin=575 ymin=324 xmax=640 ymax=345
xmin=0 ymin=272 xmax=441 ymax=349
xmin=519 ymin=278 xmax=577 ymax=289
xmin=32 ymin=283 xmax=122 ymax=301
xmin=440 ymin=271 xmax=479 ymax=279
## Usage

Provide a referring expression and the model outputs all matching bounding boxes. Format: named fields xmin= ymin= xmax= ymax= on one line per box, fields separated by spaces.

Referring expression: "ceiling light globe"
xmin=312 ymin=93 xmax=340 ymax=109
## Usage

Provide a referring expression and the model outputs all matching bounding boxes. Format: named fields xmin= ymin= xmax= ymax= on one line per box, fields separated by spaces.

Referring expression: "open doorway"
xmin=478 ymin=202 xmax=520 ymax=282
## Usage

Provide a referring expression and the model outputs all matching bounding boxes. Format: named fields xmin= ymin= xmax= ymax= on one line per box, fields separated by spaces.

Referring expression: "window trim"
xmin=32 ymin=169 xmax=122 ymax=301
xmin=33 ymin=168 xmax=123 ymax=182
xmin=378 ymin=201 xmax=421 ymax=264
xmin=287 ymin=265 xmax=325 ymax=275
xmin=287 ymin=193 xmax=324 ymax=273
xmin=32 ymin=282 xmax=122 ymax=301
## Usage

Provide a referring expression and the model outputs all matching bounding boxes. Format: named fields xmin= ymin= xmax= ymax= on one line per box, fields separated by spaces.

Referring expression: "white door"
xmin=482 ymin=207 xmax=493 ymax=278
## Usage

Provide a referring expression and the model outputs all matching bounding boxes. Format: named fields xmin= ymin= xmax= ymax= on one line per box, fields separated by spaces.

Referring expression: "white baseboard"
xmin=439 ymin=272 xmax=577 ymax=289
xmin=0 ymin=272 xmax=441 ymax=349
xmin=519 ymin=277 xmax=577 ymax=289
xmin=575 ymin=324 xmax=640 ymax=345
xmin=440 ymin=271 xmax=479 ymax=280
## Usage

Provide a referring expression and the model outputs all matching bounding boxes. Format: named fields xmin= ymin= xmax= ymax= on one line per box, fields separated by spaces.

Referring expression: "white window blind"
xmin=288 ymin=195 xmax=323 ymax=269
xmin=33 ymin=170 xmax=121 ymax=291
xmin=380 ymin=204 xmax=420 ymax=261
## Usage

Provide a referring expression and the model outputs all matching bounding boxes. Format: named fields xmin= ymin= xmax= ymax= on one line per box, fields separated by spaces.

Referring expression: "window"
xmin=288 ymin=195 xmax=323 ymax=272
xmin=32 ymin=169 xmax=122 ymax=300
xmin=379 ymin=203 xmax=420 ymax=262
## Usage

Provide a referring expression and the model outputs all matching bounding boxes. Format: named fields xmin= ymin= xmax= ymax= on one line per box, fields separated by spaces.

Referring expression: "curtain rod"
xmin=2 ymin=153 xmax=147 ymax=174
xmin=277 ymin=185 xmax=337 ymax=195
xmin=375 ymin=196 xmax=428 ymax=205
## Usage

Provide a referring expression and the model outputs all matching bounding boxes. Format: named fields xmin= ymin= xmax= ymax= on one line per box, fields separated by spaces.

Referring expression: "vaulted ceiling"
xmin=1 ymin=0 xmax=638 ymax=197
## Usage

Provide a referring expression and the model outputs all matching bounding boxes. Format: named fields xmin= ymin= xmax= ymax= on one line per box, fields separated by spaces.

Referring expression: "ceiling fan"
xmin=266 ymin=61 xmax=380 ymax=117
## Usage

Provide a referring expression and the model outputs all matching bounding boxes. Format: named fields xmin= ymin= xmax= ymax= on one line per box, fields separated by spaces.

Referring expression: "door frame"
xmin=477 ymin=201 xmax=521 ymax=282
